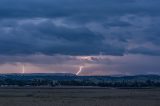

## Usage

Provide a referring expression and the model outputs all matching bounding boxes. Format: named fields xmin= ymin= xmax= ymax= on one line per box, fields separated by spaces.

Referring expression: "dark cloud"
xmin=0 ymin=0 xmax=159 ymax=56
xmin=128 ymin=47 xmax=160 ymax=56
xmin=0 ymin=0 xmax=159 ymax=75
xmin=0 ymin=18 xmax=127 ymax=56
xmin=0 ymin=0 xmax=160 ymax=19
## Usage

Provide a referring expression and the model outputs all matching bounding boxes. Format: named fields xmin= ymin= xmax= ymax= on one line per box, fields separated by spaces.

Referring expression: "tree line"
xmin=0 ymin=78 xmax=160 ymax=87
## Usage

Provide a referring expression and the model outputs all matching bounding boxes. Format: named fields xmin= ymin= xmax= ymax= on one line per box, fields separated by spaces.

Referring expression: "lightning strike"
xmin=22 ymin=65 xmax=25 ymax=74
xmin=76 ymin=66 xmax=84 ymax=75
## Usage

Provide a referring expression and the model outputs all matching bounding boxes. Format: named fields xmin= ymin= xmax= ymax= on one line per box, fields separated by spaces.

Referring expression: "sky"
xmin=0 ymin=0 xmax=160 ymax=75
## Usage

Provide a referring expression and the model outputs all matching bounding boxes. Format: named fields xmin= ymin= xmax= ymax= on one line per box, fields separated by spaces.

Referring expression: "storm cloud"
xmin=0 ymin=0 xmax=160 ymax=74
xmin=0 ymin=0 xmax=159 ymax=56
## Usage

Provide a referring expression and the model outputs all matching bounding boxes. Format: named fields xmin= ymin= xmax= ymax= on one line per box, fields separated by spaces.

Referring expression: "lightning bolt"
xmin=22 ymin=65 xmax=25 ymax=74
xmin=76 ymin=66 xmax=84 ymax=75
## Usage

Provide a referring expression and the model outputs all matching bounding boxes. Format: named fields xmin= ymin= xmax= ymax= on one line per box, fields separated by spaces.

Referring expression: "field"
xmin=0 ymin=88 xmax=160 ymax=106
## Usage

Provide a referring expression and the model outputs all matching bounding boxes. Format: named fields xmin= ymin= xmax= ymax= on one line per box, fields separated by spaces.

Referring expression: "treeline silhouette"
xmin=0 ymin=75 xmax=160 ymax=87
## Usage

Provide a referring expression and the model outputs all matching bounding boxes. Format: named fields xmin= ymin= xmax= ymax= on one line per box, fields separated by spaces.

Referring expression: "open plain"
xmin=0 ymin=88 xmax=159 ymax=106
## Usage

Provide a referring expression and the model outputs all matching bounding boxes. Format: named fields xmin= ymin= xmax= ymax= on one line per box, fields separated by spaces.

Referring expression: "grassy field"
xmin=0 ymin=88 xmax=159 ymax=106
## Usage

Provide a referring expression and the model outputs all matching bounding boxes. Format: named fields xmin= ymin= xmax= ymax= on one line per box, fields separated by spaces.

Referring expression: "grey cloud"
xmin=0 ymin=0 xmax=160 ymax=19
xmin=128 ymin=47 xmax=160 ymax=56
xmin=0 ymin=0 xmax=160 ymax=57
xmin=0 ymin=18 xmax=126 ymax=56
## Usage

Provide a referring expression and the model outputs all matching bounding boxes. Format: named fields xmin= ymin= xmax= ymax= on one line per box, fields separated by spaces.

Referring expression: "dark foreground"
xmin=0 ymin=88 xmax=160 ymax=106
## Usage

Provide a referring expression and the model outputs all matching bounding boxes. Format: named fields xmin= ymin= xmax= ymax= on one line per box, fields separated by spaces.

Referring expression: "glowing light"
xmin=22 ymin=65 xmax=25 ymax=74
xmin=78 ymin=56 xmax=94 ymax=61
xmin=76 ymin=66 xmax=84 ymax=75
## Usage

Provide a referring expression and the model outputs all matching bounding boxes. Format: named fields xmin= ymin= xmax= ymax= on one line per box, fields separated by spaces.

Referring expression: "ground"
xmin=0 ymin=87 xmax=159 ymax=106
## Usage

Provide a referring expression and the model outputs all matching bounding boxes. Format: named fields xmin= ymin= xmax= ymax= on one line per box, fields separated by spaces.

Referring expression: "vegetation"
xmin=0 ymin=74 xmax=160 ymax=87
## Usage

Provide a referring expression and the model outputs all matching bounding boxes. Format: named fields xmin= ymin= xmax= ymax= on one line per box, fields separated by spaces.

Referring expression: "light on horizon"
xmin=22 ymin=65 xmax=25 ymax=74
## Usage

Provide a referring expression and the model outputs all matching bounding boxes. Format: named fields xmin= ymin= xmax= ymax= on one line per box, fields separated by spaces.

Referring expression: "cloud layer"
xmin=0 ymin=0 xmax=159 ymax=74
